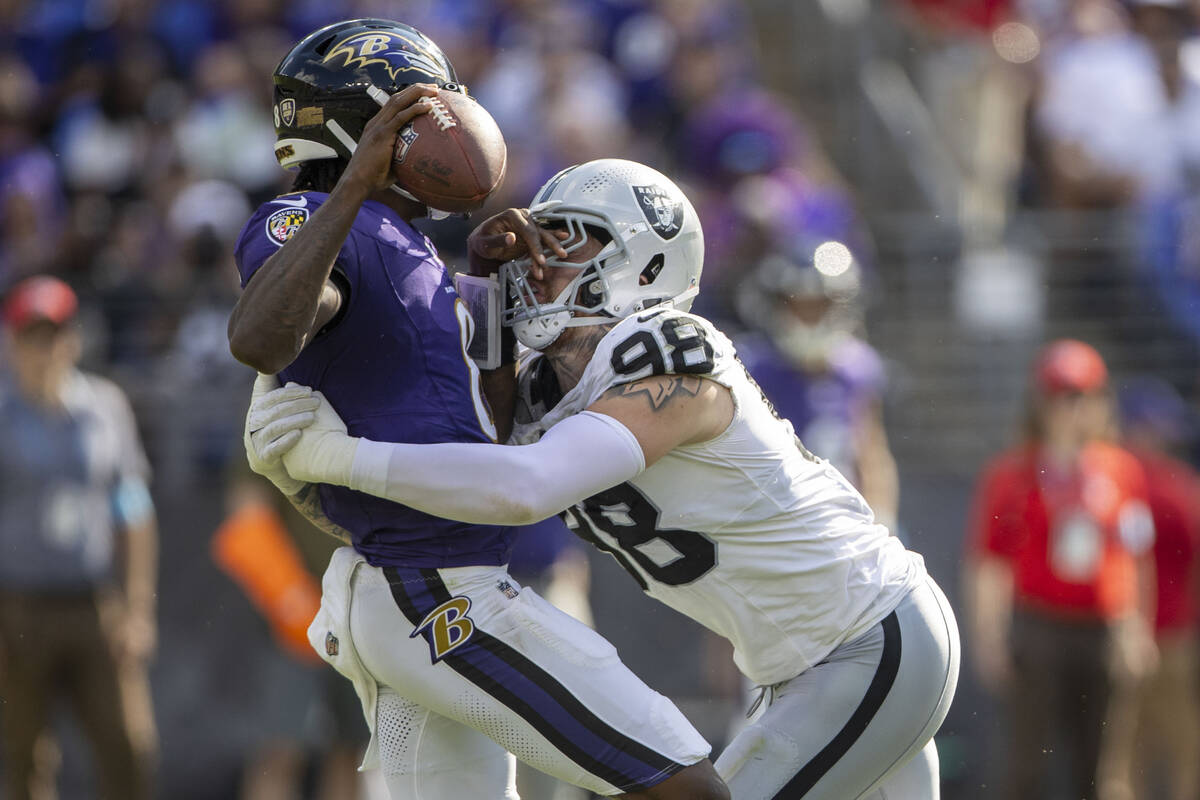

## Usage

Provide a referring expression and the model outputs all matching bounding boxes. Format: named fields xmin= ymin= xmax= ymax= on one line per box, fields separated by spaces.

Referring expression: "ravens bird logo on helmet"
xmin=271 ymin=18 xmax=464 ymax=169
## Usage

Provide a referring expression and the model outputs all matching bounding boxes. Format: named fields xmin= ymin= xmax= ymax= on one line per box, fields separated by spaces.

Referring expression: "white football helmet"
xmin=502 ymin=159 xmax=704 ymax=349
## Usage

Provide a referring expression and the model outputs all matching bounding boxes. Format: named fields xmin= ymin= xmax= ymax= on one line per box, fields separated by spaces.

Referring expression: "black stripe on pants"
xmin=774 ymin=611 xmax=902 ymax=798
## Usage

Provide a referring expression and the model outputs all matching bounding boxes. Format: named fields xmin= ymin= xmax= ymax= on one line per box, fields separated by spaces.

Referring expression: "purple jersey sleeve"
xmin=234 ymin=192 xmax=334 ymax=287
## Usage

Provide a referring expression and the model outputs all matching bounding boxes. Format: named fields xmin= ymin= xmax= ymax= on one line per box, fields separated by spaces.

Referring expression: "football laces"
xmin=426 ymin=98 xmax=456 ymax=131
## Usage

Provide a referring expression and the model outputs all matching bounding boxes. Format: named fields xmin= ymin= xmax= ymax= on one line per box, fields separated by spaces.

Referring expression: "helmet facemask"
xmin=501 ymin=159 xmax=704 ymax=349
xmin=502 ymin=204 xmax=630 ymax=349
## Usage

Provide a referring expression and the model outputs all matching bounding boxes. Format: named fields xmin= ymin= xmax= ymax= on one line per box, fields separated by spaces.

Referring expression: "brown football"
xmin=391 ymin=88 xmax=507 ymax=214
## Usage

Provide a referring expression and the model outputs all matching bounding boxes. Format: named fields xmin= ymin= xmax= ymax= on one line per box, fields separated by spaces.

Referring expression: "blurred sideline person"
xmin=734 ymin=247 xmax=898 ymax=531
xmin=248 ymin=158 xmax=961 ymax=800
xmin=228 ymin=20 xmax=727 ymax=800
xmin=965 ymin=339 xmax=1156 ymax=800
xmin=0 ymin=275 xmax=158 ymax=800
xmin=1108 ymin=377 xmax=1200 ymax=800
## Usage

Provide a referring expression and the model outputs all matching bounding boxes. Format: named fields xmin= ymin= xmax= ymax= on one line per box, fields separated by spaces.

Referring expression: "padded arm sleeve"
xmin=349 ymin=411 xmax=646 ymax=526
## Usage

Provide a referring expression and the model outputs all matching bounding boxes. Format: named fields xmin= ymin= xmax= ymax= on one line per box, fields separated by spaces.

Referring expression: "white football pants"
xmin=308 ymin=548 xmax=710 ymax=800
xmin=714 ymin=575 xmax=960 ymax=799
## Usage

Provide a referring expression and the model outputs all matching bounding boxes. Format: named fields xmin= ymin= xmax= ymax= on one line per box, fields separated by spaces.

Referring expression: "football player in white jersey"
xmin=248 ymin=159 xmax=960 ymax=799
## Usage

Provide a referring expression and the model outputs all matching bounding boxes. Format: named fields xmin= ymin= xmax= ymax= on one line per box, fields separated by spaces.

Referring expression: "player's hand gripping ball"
xmin=392 ymin=88 xmax=507 ymax=214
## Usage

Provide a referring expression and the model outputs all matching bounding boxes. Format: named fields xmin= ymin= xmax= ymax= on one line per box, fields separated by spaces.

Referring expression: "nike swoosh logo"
xmin=270 ymin=196 xmax=308 ymax=209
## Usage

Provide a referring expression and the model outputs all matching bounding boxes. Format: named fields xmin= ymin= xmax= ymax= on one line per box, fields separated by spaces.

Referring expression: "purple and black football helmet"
xmin=271 ymin=18 xmax=463 ymax=169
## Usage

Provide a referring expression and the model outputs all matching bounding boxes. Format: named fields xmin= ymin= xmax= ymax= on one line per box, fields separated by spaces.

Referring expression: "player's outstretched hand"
xmin=281 ymin=391 xmax=361 ymax=488
xmin=245 ymin=374 xmax=320 ymax=496
xmin=341 ymin=83 xmax=438 ymax=195
xmin=467 ymin=208 xmax=570 ymax=276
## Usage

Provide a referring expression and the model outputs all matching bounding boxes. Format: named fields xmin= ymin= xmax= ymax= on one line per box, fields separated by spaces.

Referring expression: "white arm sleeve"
xmin=348 ymin=411 xmax=646 ymax=526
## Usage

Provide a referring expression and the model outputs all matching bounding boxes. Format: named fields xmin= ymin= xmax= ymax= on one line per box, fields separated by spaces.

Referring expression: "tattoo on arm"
xmin=605 ymin=376 xmax=703 ymax=411
xmin=287 ymin=483 xmax=353 ymax=545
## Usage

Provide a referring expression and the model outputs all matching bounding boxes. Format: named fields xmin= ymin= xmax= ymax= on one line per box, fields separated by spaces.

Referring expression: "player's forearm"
xmin=353 ymin=441 xmax=563 ymax=524
xmin=346 ymin=412 xmax=645 ymax=525
xmin=480 ymin=363 xmax=517 ymax=443
xmin=286 ymin=483 xmax=353 ymax=545
xmin=858 ymin=448 xmax=899 ymax=531
xmin=856 ymin=408 xmax=899 ymax=529
xmin=228 ymin=177 xmax=371 ymax=372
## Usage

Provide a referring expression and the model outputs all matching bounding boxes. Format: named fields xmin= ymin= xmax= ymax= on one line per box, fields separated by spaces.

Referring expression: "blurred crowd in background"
xmin=5 ymin=0 xmax=1200 ymax=797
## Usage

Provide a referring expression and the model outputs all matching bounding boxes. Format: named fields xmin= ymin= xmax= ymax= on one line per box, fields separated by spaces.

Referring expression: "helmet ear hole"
xmin=639 ymin=253 xmax=665 ymax=286
xmin=573 ymin=280 xmax=603 ymax=308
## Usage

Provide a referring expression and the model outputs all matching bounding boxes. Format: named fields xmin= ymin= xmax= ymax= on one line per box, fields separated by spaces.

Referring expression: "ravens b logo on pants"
xmin=411 ymin=596 xmax=475 ymax=663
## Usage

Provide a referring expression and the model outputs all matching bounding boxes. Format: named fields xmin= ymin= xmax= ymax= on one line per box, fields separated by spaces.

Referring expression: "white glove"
xmin=281 ymin=389 xmax=361 ymax=488
xmin=244 ymin=374 xmax=320 ymax=496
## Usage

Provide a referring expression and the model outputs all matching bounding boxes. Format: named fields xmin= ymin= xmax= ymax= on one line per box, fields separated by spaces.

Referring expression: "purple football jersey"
xmin=235 ymin=191 xmax=526 ymax=568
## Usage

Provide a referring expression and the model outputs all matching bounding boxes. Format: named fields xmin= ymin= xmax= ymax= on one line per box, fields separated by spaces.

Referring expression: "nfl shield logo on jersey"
xmin=632 ymin=185 xmax=683 ymax=240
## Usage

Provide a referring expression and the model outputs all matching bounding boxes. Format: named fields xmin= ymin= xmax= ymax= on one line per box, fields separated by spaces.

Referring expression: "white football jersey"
xmin=512 ymin=308 xmax=926 ymax=686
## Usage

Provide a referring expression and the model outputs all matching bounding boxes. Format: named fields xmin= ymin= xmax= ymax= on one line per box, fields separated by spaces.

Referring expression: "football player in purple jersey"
xmin=228 ymin=18 xmax=727 ymax=800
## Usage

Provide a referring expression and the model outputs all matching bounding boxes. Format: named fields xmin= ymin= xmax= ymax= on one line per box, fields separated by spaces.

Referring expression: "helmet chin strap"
xmin=388 ymin=185 xmax=454 ymax=221
xmin=563 ymin=316 xmax=615 ymax=328
xmin=325 ymin=102 xmax=455 ymax=221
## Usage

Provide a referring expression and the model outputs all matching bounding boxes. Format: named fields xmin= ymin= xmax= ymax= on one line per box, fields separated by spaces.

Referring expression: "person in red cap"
xmin=2 ymin=275 xmax=78 ymax=332
xmin=0 ymin=275 xmax=158 ymax=799
xmin=1106 ymin=376 xmax=1200 ymax=800
xmin=965 ymin=338 xmax=1156 ymax=800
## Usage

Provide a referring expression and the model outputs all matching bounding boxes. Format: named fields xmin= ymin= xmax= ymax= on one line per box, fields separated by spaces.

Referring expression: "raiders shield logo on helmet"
xmin=632 ymin=185 xmax=683 ymax=240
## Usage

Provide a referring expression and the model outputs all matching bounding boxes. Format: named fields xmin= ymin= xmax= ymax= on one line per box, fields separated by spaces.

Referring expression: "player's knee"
xmin=641 ymin=760 xmax=730 ymax=800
